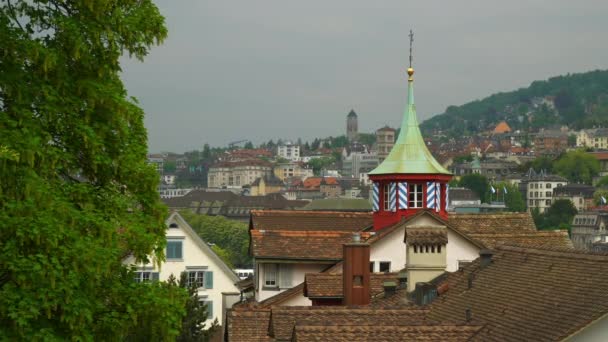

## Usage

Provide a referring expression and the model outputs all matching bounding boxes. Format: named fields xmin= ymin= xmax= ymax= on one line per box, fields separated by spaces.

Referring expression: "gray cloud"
xmin=120 ymin=0 xmax=608 ymax=152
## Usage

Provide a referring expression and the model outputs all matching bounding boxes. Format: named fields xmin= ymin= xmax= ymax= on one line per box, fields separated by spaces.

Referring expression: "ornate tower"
xmin=368 ymin=51 xmax=452 ymax=230
xmin=346 ymin=110 xmax=358 ymax=141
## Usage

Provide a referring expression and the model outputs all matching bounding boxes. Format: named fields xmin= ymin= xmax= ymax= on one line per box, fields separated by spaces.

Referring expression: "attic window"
xmin=169 ymin=223 xmax=179 ymax=229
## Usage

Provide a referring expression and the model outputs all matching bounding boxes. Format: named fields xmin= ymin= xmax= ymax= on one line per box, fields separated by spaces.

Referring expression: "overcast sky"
xmin=120 ymin=1 xmax=608 ymax=153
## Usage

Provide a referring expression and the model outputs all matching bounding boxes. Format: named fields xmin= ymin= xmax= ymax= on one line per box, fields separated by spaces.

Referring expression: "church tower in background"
xmin=346 ymin=109 xmax=358 ymax=141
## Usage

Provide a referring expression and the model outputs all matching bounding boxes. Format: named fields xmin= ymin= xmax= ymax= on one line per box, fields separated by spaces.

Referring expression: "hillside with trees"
xmin=421 ymin=70 xmax=608 ymax=137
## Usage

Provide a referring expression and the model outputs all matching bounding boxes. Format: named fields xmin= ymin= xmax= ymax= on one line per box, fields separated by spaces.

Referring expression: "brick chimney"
xmin=343 ymin=234 xmax=371 ymax=305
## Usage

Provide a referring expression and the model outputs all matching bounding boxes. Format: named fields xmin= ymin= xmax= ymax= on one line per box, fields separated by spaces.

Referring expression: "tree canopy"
xmin=458 ymin=174 xmax=490 ymax=203
xmin=553 ymin=150 xmax=600 ymax=184
xmin=179 ymin=211 xmax=252 ymax=268
xmin=1 ymin=1 xmax=188 ymax=340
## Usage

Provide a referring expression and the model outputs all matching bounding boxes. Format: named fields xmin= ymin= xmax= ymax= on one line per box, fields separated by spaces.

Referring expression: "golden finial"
xmin=408 ymin=29 xmax=414 ymax=81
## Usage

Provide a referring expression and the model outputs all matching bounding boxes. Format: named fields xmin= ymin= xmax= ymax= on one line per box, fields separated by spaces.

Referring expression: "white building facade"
xmin=125 ymin=213 xmax=240 ymax=325
xmin=277 ymin=143 xmax=301 ymax=162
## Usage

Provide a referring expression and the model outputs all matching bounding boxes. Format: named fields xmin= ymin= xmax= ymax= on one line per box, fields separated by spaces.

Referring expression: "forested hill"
xmin=420 ymin=69 xmax=608 ymax=137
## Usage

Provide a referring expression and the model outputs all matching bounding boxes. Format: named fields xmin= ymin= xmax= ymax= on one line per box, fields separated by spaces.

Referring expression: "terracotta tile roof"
xmin=258 ymin=282 xmax=306 ymax=308
xmin=304 ymin=273 xmax=399 ymax=298
xmin=269 ymin=306 xmax=430 ymax=341
xmin=493 ymin=121 xmax=511 ymax=134
xmin=405 ymin=227 xmax=448 ymax=245
xmin=250 ymin=210 xmax=372 ymax=231
xmin=428 ymin=245 xmax=608 ymax=341
xmin=470 ymin=230 xmax=573 ymax=250
xmin=448 ymin=212 xmax=536 ymax=234
xmin=293 ymin=323 xmax=482 ymax=342
xmin=225 ymin=309 xmax=272 ymax=342
xmin=303 ymin=176 xmax=339 ymax=188
xmin=250 ymin=230 xmax=371 ymax=260
xmin=448 ymin=212 xmax=573 ymax=249
xmin=250 ymin=210 xmax=572 ymax=261
xmin=210 ymin=159 xmax=273 ymax=168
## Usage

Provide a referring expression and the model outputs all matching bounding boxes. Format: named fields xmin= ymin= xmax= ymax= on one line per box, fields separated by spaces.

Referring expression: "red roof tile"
xmin=250 ymin=210 xmax=372 ymax=231
xmin=250 ymin=230 xmax=371 ymax=260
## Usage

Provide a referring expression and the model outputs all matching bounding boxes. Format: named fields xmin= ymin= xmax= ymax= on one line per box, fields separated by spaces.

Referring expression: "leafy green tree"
xmin=453 ymin=155 xmax=473 ymax=164
xmin=553 ymin=150 xmax=600 ymax=184
xmin=533 ymin=199 xmax=577 ymax=235
xmin=358 ymin=133 xmax=376 ymax=146
xmin=179 ymin=212 xmax=251 ymax=268
xmin=458 ymin=174 xmax=490 ymax=203
xmin=307 ymin=157 xmax=336 ymax=176
xmin=174 ymin=274 xmax=219 ymax=342
xmin=496 ymin=182 xmax=526 ymax=212
xmin=593 ymin=189 xmax=608 ymax=206
xmin=596 ymin=176 xmax=608 ymax=188
xmin=164 ymin=160 xmax=177 ymax=173
xmin=540 ymin=199 xmax=578 ymax=234
xmin=0 ymin=1 xmax=188 ymax=340
xmin=243 ymin=141 xmax=254 ymax=149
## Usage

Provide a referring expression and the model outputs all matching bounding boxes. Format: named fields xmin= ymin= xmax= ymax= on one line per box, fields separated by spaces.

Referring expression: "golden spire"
xmin=408 ymin=29 xmax=414 ymax=81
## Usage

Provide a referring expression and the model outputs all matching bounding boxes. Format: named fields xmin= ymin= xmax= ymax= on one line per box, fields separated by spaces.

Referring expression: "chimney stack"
xmin=479 ymin=249 xmax=493 ymax=268
xmin=343 ymin=236 xmax=370 ymax=306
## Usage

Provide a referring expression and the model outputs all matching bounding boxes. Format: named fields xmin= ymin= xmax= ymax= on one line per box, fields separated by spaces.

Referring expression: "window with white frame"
xmin=263 ymin=264 xmax=292 ymax=289
xmin=379 ymin=261 xmax=391 ymax=272
xmin=187 ymin=270 xmax=205 ymax=288
xmin=383 ymin=183 xmax=390 ymax=211
xmin=134 ymin=271 xmax=159 ymax=283
xmin=264 ymin=264 xmax=277 ymax=287
xmin=408 ymin=184 xmax=423 ymax=208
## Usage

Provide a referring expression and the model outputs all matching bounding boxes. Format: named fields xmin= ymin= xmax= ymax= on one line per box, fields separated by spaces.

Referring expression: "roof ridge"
xmin=496 ymin=244 xmax=608 ymax=260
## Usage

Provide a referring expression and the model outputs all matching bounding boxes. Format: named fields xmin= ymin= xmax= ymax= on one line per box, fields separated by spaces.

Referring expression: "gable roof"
xmin=167 ymin=212 xmax=240 ymax=284
xmin=250 ymin=230 xmax=371 ymax=261
xmin=249 ymin=210 xmax=372 ymax=232
xmin=303 ymin=177 xmax=339 ymax=188
xmin=427 ymin=245 xmax=608 ymax=341
xmin=250 ymin=210 xmax=572 ymax=260
xmin=449 ymin=212 xmax=573 ymax=249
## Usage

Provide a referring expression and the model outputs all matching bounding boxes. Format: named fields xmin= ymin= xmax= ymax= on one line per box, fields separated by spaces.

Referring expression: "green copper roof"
xmin=369 ymin=74 xmax=451 ymax=175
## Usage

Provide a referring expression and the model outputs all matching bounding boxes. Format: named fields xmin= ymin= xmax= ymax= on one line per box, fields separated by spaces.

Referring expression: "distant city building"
xmin=447 ymin=187 xmax=481 ymax=211
xmin=273 ymin=162 xmax=313 ymax=181
xmin=451 ymin=157 xmax=519 ymax=181
xmin=533 ymin=129 xmax=568 ymax=156
xmin=525 ymin=171 xmax=567 ymax=213
xmin=207 ymin=160 xmax=272 ymax=188
xmin=577 ymin=128 xmax=608 ymax=149
xmin=492 ymin=121 xmax=511 ymax=134
xmin=346 ymin=109 xmax=358 ymax=141
xmin=589 ymin=151 xmax=608 ymax=184
xmin=375 ymin=126 xmax=396 ymax=163
xmin=553 ymin=184 xmax=596 ymax=212
xmin=159 ymin=188 xmax=193 ymax=199
xmin=277 ymin=143 xmax=300 ymax=161
xmin=341 ymin=145 xmax=378 ymax=179
xmin=571 ymin=210 xmax=608 ymax=251
xmin=250 ymin=175 xmax=283 ymax=196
